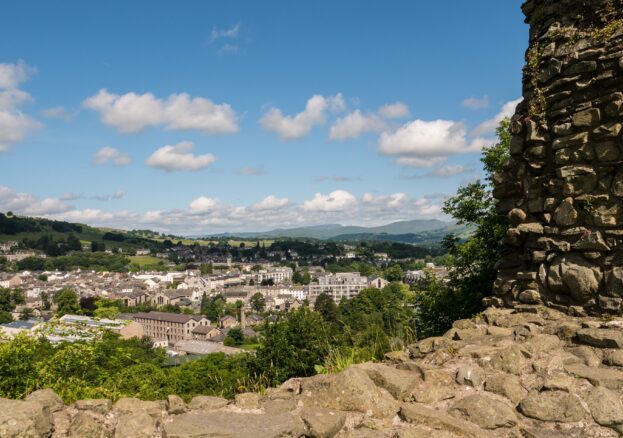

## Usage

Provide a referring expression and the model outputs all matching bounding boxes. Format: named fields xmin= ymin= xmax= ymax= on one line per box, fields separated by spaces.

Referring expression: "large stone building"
xmin=492 ymin=0 xmax=623 ymax=315
xmin=133 ymin=311 xmax=210 ymax=344
xmin=308 ymin=272 xmax=368 ymax=304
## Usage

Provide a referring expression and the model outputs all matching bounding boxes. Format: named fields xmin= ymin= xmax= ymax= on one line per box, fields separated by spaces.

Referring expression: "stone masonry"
xmin=492 ymin=0 xmax=623 ymax=315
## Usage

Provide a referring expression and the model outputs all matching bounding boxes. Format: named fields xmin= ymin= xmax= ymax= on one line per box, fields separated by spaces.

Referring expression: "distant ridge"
xmin=205 ymin=219 xmax=469 ymax=242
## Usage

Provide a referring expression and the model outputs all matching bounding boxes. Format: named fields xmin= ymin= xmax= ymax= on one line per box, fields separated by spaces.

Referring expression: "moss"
xmin=526 ymin=43 xmax=547 ymax=119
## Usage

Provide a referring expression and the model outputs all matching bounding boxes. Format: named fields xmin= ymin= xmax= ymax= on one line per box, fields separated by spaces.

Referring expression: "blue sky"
xmin=0 ymin=0 xmax=527 ymax=234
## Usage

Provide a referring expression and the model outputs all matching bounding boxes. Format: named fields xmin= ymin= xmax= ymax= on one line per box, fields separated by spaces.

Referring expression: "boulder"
xmin=0 ymin=398 xmax=53 ymax=438
xmin=299 ymin=407 xmax=346 ymax=438
xmin=518 ymin=390 xmax=585 ymax=422
xmin=300 ymin=367 xmax=399 ymax=418
xmin=113 ymin=398 xmax=164 ymax=419
xmin=114 ymin=412 xmax=159 ymax=438
xmin=455 ymin=364 xmax=486 ymax=387
xmin=67 ymin=411 xmax=111 ymax=438
xmin=449 ymin=395 xmax=517 ymax=429
xmin=357 ymin=362 xmax=419 ymax=400
xmin=490 ymin=345 xmax=527 ymax=375
xmin=604 ymin=350 xmax=623 ymax=367
xmin=586 ymin=386 xmax=623 ymax=432
xmin=163 ymin=411 xmax=306 ymax=438
xmin=24 ymin=388 xmax=64 ymax=413
xmin=484 ymin=373 xmax=526 ymax=403
xmin=166 ymin=395 xmax=187 ymax=414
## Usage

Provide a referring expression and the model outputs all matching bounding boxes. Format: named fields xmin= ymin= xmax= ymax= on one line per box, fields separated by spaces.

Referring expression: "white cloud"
xmin=83 ymin=89 xmax=238 ymax=135
xmin=394 ymin=157 xmax=447 ymax=168
xmin=0 ymin=61 xmax=41 ymax=152
xmin=208 ymin=23 xmax=240 ymax=44
xmin=378 ymin=102 xmax=410 ymax=119
xmin=260 ymin=94 xmax=344 ymax=140
xmin=189 ymin=196 xmax=218 ymax=214
xmin=461 ymin=95 xmax=489 ymax=110
xmin=146 ymin=141 xmax=216 ymax=172
xmin=0 ymin=186 xmax=71 ymax=215
xmin=429 ymin=165 xmax=468 ymax=177
xmin=329 ymin=110 xmax=387 ymax=140
xmin=1 ymin=184 xmax=452 ymax=234
xmin=93 ymin=146 xmax=132 ymax=166
xmin=0 ymin=60 xmax=34 ymax=89
xmin=252 ymin=195 xmax=289 ymax=210
xmin=471 ymin=98 xmax=522 ymax=136
xmin=379 ymin=119 xmax=478 ymax=157
xmin=41 ymin=106 xmax=76 ymax=120
xmin=362 ymin=192 xmax=407 ymax=208
xmin=303 ymin=190 xmax=357 ymax=212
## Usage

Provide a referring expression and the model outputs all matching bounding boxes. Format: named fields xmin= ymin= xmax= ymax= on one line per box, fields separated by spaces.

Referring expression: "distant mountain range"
xmin=207 ymin=219 xmax=472 ymax=244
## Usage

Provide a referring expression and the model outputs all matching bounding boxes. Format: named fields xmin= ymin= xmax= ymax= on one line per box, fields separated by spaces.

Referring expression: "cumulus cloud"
xmin=252 ymin=195 xmax=289 ymax=210
xmin=0 ymin=60 xmax=34 ymax=89
xmin=379 ymin=119 xmax=479 ymax=158
xmin=41 ymin=106 xmax=76 ymax=120
xmin=260 ymin=94 xmax=345 ymax=140
xmin=303 ymin=190 xmax=357 ymax=212
xmin=147 ymin=141 xmax=216 ymax=172
xmin=93 ymin=146 xmax=132 ymax=166
xmin=362 ymin=192 xmax=407 ymax=208
xmin=471 ymin=98 xmax=522 ymax=136
xmin=461 ymin=95 xmax=489 ymax=110
xmin=329 ymin=110 xmax=387 ymax=140
xmin=0 ymin=60 xmax=41 ymax=152
xmin=189 ymin=196 xmax=218 ymax=214
xmin=83 ymin=89 xmax=239 ymax=135
xmin=378 ymin=102 xmax=410 ymax=119
xmin=0 ymin=186 xmax=71 ymax=216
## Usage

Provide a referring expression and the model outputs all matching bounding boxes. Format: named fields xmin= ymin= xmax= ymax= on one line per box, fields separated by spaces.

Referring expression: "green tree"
xmin=384 ymin=265 xmax=404 ymax=282
xmin=0 ymin=310 xmax=12 ymax=324
xmin=53 ymin=288 xmax=81 ymax=317
xmin=313 ymin=293 xmax=340 ymax=324
xmin=250 ymin=293 xmax=266 ymax=313
xmin=431 ymin=118 xmax=512 ymax=336
xmin=224 ymin=327 xmax=244 ymax=346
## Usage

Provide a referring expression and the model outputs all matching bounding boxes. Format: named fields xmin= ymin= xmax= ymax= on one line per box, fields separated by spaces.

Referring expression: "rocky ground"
xmin=7 ymin=305 xmax=623 ymax=436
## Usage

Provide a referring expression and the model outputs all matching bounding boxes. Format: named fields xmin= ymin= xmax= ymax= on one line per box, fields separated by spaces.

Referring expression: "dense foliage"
xmin=412 ymin=119 xmax=511 ymax=338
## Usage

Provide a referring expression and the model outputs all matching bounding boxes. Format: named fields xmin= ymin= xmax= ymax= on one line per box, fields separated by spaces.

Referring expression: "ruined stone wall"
xmin=492 ymin=0 xmax=623 ymax=315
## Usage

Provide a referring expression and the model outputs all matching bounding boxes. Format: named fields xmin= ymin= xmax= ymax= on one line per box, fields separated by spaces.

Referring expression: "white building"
xmin=251 ymin=267 xmax=293 ymax=284
xmin=308 ymin=272 xmax=368 ymax=304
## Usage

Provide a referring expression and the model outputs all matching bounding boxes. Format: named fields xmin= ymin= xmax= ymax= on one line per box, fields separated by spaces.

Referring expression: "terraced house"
xmin=133 ymin=311 xmax=210 ymax=344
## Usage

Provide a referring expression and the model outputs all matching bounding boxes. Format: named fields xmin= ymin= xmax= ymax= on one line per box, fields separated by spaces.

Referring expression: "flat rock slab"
xmin=576 ymin=329 xmax=623 ymax=349
xmin=163 ymin=411 xmax=306 ymax=438
xmin=564 ymin=364 xmax=623 ymax=389
xmin=399 ymin=403 xmax=493 ymax=438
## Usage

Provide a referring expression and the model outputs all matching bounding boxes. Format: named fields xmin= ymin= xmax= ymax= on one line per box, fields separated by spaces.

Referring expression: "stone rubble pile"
xmin=492 ymin=0 xmax=623 ymax=315
xmin=8 ymin=305 xmax=623 ymax=437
